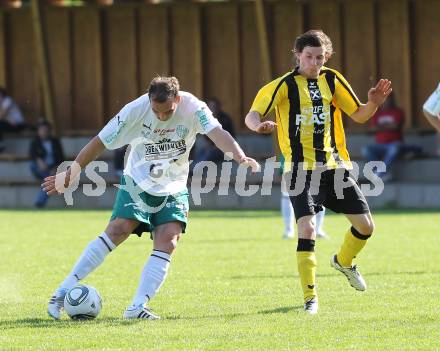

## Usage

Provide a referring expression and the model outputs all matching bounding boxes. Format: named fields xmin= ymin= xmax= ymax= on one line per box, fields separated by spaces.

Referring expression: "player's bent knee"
xmin=106 ymin=219 xmax=137 ymax=240
xmin=297 ymin=217 xmax=315 ymax=239
xmin=356 ymin=220 xmax=375 ymax=236
xmin=153 ymin=222 xmax=183 ymax=253
xmin=158 ymin=238 xmax=179 ymax=253
xmin=154 ymin=236 xmax=180 ymax=253
xmin=302 ymin=226 xmax=315 ymax=238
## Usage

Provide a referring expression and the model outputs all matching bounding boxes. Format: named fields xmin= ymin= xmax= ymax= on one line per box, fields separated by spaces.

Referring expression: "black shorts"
xmin=284 ymin=168 xmax=370 ymax=221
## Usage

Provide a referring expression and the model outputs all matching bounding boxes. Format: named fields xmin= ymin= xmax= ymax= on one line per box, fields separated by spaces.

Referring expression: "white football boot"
xmin=304 ymin=297 xmax=318 ymax=315
xmin=331 ymin=255 xmax=367 ymax=291
xmin=123 ymin=305 xmax=160 ymax=320
xmin=47 ymin=289 xmax=67 ymax=320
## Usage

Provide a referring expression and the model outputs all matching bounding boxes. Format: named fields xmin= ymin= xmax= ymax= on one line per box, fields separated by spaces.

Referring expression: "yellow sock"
xmin=296 ymin=250 xmax=317 ymax=302
xmin=337 ymin=227 xmax=371 ymax=267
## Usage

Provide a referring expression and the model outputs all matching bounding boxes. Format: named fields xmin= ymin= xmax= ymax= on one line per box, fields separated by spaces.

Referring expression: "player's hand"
xmin=239 ymin=157 xmax=261 ymax=173
xmin=368 ymin=79 xmax=392 ymax=106
xmin=255 ymin=121 xmax=277 ymax=134
xmin=42 ymin=167 xmax=76 ymax=195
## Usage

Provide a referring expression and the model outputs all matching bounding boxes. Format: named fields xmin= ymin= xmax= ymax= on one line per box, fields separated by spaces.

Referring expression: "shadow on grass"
xmin=3 ymin=309 xmax=303 ymax=325
xmin=3 ymin=311 xmax=264 ymax=328
xmin=231 ymin=273 xmax=336 ymax=280
xmin=164 ymin=311 xmax=256 ymax=321
xmin=258 ymin=306 xmax=302 ymax=314
xmin=191 ymin=237 xmax=268 ymax=244
xmin=0 ymin=317 xmax=149 ymax=330
xmin=363 ymin=270 xmax=440 ymax=277
xmin=231 ymin=270 xmax=440 ymax=281
xmin=165 ymin=306 xmax=302 ymax=320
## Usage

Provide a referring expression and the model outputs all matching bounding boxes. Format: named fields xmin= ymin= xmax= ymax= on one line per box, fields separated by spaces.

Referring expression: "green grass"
xmin=1 ymin=209 xmax=440 ymax=350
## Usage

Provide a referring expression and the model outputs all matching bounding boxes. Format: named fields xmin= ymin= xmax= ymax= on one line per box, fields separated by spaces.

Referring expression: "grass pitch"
xmin=1 ymin=209 xmax=440 ymax=350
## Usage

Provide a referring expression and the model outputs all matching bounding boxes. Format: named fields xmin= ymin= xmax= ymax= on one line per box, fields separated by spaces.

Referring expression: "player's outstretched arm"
xmin=206 ymin=127 xmax=260 ymax=173
xmin=42 ymin=136 xmax=106 ymax=195
xmin=350 ymin=79 xmax=392 ymax=124
xmin=245 ymin=111 xmax=277 ymax=134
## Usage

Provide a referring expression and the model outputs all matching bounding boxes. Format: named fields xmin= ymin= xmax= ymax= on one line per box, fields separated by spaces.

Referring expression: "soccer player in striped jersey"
xmin=246 ymin=30 xmax=392 ymax=314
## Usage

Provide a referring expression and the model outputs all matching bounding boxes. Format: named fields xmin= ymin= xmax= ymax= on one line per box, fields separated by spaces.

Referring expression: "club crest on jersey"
xmin=309 ymin=89 xmax=321 ymax=101
xmin=176 ymin=125 xmax=189 ymax=138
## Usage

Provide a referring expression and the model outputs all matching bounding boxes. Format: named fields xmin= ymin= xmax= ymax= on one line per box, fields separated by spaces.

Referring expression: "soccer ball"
xmin=64 ymin=285 xmax=102 ymax=320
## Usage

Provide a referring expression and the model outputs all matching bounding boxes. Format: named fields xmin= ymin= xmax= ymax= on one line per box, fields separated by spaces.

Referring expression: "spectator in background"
xmin=361 ymin=92 xmax=403 ymax=181
xmin=29 ymin=120 xmax=64 ymax=208
xmin=0 ymin=87 xmax=26 ymax=152
xmin=362 ymin=92 xmax=421 ymax=182
xmin=193 ymin=97 xmax=235 ymax=165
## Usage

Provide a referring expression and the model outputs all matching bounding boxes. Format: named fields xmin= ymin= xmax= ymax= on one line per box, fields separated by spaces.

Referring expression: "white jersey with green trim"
xmin=98 ymin=91 xmax=221 ymax=196
xmin=423 ymin=82 xmax=440 ymax=117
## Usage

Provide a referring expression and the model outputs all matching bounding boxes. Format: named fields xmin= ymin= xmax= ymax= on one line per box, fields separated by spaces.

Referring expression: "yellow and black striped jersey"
xmin=250 ymin=66 xmax=361 ymax=171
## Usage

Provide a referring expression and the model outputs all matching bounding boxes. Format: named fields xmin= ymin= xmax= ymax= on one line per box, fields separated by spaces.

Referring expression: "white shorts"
xmin=423 ymin=83 xmax=440 ymax=117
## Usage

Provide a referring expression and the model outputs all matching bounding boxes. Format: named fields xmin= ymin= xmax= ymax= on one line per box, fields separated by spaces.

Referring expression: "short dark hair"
xmin=148 ymin=76 xmax=180 ymax=103
xmin=37 ymin=119 xmax=52 ymax=130
xmin=207 ymin=97 xmax=221 ymax=107
xmin=294 ymin=29 xmax=333 ymax=58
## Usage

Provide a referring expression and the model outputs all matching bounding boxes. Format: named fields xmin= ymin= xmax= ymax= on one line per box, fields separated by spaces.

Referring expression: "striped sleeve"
xmin=250 ymin=75 xmax=288 ymax=118
xmin=331 ymin=69 xmax=362 ymax=116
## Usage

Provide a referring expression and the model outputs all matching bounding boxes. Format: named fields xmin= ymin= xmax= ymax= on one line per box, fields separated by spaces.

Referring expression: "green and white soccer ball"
xmin=64 ymin=285 xmax=102 ymax=320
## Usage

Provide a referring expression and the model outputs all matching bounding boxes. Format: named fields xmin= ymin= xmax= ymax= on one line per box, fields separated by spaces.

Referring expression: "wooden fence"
xmin=0 ymin=0 xmax=439 ymax=134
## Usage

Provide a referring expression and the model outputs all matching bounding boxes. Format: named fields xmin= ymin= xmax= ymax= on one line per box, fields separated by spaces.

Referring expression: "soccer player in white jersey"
xmin=423 ymin=82 xmax=440 ymax=132
xmin=43 ymin=76 xmax=259 ymax=320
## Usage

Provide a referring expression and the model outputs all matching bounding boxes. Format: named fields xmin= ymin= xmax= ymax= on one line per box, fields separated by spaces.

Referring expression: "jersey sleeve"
xmin=423 ymin=83 xmax=440 ymax=116
xmin=333 ymin=71 xmax=362 ymax=116
xmin=194 ymin=101 xmax=221 ymax=135
xmin=250 ymin=77 xmax=288 ymax=118
xmin=98 ymin=103 xmax=138 ymax=150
